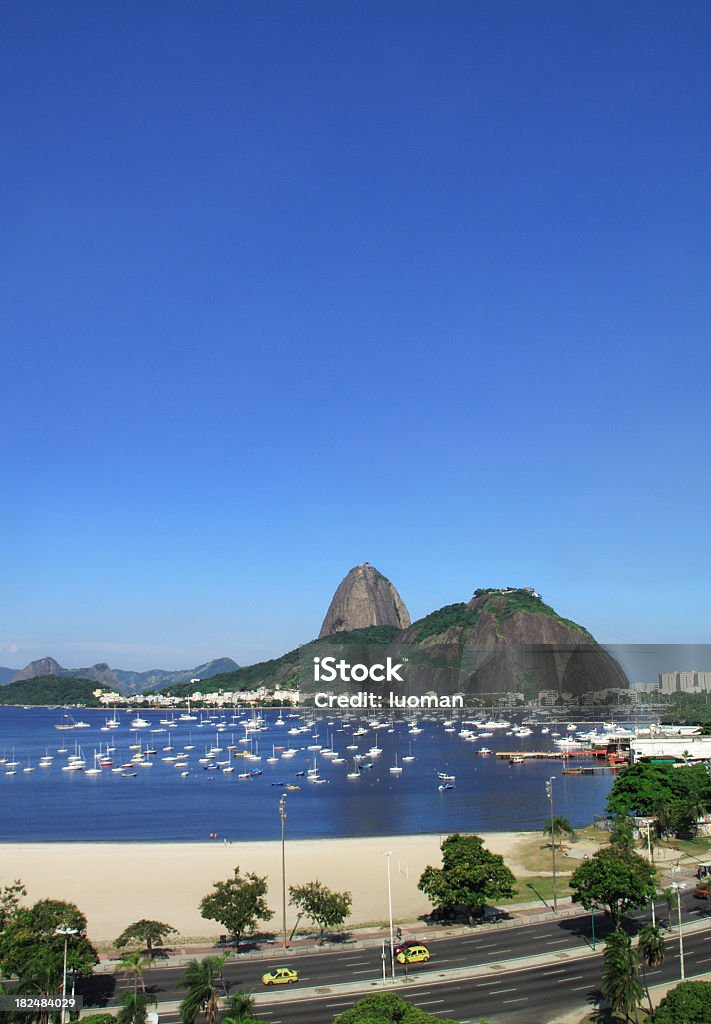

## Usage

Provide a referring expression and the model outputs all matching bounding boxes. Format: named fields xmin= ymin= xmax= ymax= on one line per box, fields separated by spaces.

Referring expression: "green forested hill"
xmin=0 ymin=675 xmax=102 ymax=706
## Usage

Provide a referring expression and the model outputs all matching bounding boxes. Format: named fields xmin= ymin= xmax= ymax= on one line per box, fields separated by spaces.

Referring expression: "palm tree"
xmin=178 ymin=957 xmax=224 ymax=1024
xmin=652 ymin=797 xmax=676 ymax=838
xmin=601 ymin=928 xmax=643 ymax=1023
xmin=610 ymin=815 xmax=636 ymax=853
xmin=542 ymin=816 xmax=575 ymax=849
xmin=637 ymin=923 xmax=665 ymax=1016
xmin=117 ymin=950 xmax=152 ymax=994
xmin=117 ymin=990 xmax=156 ymax=1024
xmin=661 ymin=886 xmax=676 ymax=931
xmin=221 ymin=991 xmax=256 ymax=1024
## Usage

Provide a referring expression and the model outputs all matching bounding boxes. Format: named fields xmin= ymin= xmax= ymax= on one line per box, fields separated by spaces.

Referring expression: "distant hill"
xmin=6 ymin=657 xmax=240 ymax=694
xmin=162 ymin=588 xmax=627 ymax=701
xmin=0 ymin=675 xmax=102 ymax=707
xmin=0 ymin=666 xmax=17 ymax=685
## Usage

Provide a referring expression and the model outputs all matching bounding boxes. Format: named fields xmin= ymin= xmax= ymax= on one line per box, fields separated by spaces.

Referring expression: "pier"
xmin=495 ymin=749 xmax=604 ymax=760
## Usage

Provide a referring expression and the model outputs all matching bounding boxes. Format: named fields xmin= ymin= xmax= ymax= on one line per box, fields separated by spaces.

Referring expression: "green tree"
xmin=610 ymin=815 xmax=637 ymax=853
xmin=178 ymin=957 xmax=225 ymax=1024
xmin=418 ymin=833 xmax=516 ymax=925
xmin=542 ymin=816 xmax=576 ymax=848
xmin=333 ymin=991 xmax=453 ymax=1022
xmin=637 ymin=923 xmax=665 ymax=1016
xmin=569 ymin=846 xmax=656 ymax=926
xmin=117 ymin=950 xmax=152 ymax=994
xmin=117 ymin=990 xmax=156 ymax=1024
xmin=652 ymin=980 xmax=711 ymax=1023
xmin=0 ymin=881 xmax=26 ymax=932
xmin=199 ymin=868 xmax=273 ymax=952
xmin=115 ymin=919 xmax=178 ymax=954
xmin=288 ymin=881 xmax=352 ymax=940
xmin=221 ymin=991 xmax=258 ymax=1024
xmin=607 ymin=762 xmax=711 ymax=835
xmin=79 ymin=1016 xmax=118 ymax=1024
xmin=0 ymin=982 xmax=23 ymax=1024
xmin=0 ymin=899 xmax=98 ymax=998
xmin=600 ymin=928 xmax=643 ymax=1023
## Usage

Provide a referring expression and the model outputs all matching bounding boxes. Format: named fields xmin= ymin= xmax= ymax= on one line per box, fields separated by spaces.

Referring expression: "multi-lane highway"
xmin=239 ymin=928 xmax=711 ymax=1024
xmin=79 ymin=893 xmax=711 ymax=1021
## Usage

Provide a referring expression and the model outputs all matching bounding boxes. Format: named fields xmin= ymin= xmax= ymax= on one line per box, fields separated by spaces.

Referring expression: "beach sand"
xmin=0 ymin=832 xmax=536 ymax=942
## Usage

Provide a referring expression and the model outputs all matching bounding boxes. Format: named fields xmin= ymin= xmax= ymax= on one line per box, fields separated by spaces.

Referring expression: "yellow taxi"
xmin=261 ymin=966 xmax=299 ymax=986
xmin=396 ymin=944 xmax=430 ymax=964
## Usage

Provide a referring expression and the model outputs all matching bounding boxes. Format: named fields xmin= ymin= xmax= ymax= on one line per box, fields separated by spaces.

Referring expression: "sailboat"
xmin=179 ymin=700 xmax=197 ymax=722
xmin=402 ymin=740 xmax=415 ymax=763
xmin=389 ymin=753 xmax=403 ymax=773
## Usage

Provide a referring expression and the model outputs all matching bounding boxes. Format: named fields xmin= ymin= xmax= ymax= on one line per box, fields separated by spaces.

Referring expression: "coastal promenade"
xmin=81 ymin=905 xmax=711 ymax=1024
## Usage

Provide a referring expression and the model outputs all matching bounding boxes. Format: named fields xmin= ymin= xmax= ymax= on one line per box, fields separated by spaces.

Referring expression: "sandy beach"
xmin=0 ymin=832 xmax=538 ymax=943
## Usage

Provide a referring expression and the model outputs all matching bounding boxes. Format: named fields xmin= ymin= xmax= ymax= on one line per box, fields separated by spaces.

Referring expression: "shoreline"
xmin=0 ymin=831 xmax=552 ymax=942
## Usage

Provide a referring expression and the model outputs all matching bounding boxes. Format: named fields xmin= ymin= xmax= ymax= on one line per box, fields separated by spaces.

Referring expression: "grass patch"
xmin=499 ymin=874 xmax=572 ymax=907
xmin=515 ymin=835 xmax=586 ymax=874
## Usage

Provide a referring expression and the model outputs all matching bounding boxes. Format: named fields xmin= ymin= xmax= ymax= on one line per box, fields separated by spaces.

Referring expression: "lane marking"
xmin=502 ymin=997 xmax=528 ymax=1004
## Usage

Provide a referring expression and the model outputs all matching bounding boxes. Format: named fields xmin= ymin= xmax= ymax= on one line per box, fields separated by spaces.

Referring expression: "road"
xmin=80 ymin=892 xmax=711 ymax=1020
xmin=147 ymin=927 xmax=711 ymax=1024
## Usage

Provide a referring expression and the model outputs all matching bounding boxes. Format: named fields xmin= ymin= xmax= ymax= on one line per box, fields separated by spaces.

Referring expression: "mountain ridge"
xmin=2 ymin=657 xmax=240 ymax=694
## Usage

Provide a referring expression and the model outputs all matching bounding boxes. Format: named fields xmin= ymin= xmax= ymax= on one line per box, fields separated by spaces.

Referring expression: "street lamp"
xmin=383 ymin=851 xmax=395 ymax=980
xmin=54 ymin=926 xmax=78 ymax=1024
xmin=279 ymin=794 xmax=288 ymax=951
xmin=671 ymin=882 xmax=687 ymax=980
xmin=640 ymin=822 xmax=656 ymax=927
xmin=545 ymin=777 xmax=558 ymax=913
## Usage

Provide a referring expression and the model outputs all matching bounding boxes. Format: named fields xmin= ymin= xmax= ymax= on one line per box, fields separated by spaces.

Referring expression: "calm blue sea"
xmin=0 ymin=707 xmax=619 ymax=841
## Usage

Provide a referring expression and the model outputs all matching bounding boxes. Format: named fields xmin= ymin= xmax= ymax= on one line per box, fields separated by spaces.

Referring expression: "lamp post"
xmin=384 ymin=851 xmax=395 ymax=979
xmin=279 ymin=794 xmax=288 ymax=951
xmin=54 ymin=926 xmax=78 ymax=1024
xmin=545 ymin=777 xmax=558 ymax=913
xmin=641 ymin=823 xmax=656 ymax=927
xmin=671 ymin=882 xmax=687 ymax=980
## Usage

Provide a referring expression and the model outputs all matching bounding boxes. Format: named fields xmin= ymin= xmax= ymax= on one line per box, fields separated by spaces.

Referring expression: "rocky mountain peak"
xmin=319 ymin=563 xmax=411 ymax=638
xmin=10 ymin=657 xmax=65 ymax=683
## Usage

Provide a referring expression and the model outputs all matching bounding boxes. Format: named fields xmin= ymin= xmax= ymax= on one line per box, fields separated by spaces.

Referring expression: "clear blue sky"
xmin=2 ymin=2 xmax=710 ymax=671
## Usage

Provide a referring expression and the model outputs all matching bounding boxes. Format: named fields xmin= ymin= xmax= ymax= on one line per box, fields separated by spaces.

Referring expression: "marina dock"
xmin=495 ymin=749 xmax=605 ymax=760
